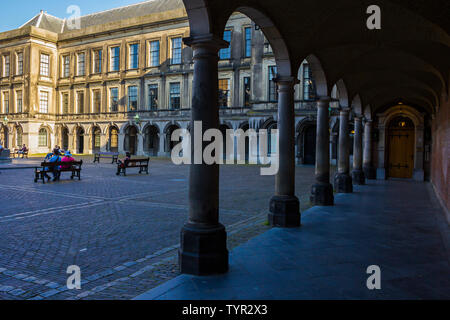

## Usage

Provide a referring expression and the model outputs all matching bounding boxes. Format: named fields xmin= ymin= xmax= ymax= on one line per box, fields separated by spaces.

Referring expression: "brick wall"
xmin=431 ymin=92 xmax=449 ymax=212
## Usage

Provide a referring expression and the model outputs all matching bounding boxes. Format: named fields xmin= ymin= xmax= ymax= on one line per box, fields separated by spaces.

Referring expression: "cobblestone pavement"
xmin=0 ymin=156 xmax=318 ymax=300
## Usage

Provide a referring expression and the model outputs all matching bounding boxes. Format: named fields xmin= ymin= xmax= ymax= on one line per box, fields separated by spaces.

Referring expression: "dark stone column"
xmin=179 ymin=34 xmax=229 ymax=276
xmin=352 ymin=116 xmax=365 ymax=185
xmin=311 ymin=97 xmax=334 ymax=206
xmin=334 ymin=108 xmax=353 ymax=193
xmin=269 ymin=77 xmax=300 ymax=228
xmin=363 ymin=119 xmax=376 ymax=180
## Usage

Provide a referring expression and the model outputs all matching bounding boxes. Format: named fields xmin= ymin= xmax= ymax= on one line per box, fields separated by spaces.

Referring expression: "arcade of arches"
xmin=175 ymin=0 xmax=449 ymax=275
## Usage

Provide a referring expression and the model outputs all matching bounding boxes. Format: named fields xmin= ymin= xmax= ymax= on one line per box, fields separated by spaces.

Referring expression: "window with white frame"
xmin=62 ymin=55 xmax=70 ymax=77
xmin=110 ymin=47 xmax=120 ymax=71
xmin=219 ymin=30 xmax=232 ymax=60
xmin=62 ymin=93 xmax=69 ymax=114
xmin=302 ymin=63 xmax=316 ymax=101
xmin=39 ymin=91 xmax=49 ymax=113
xmin=110 ymin=88 xmax=119 ymax=112
xmin=244 ymin=27 xmax=252 ymax=58
xmin=148 ymin=84 xmax=158 ymax=110
xmin=38 ymin=128 xmax=48 ymax=147
xmin=128 ymin=86 xmax=138 ymax=111
xmin=3 ymin=92 xmax=9 ymax=114
xmin=171 ymin=38 xmax=182 ymax=65
xmin=77 ymin=91 xmax=84 ymax=114
xmin=129 ymin=43 xmax=139 ymax=69
xmin=77 ymin=53 xmax=85 ymax=76
xmin=3 ymin=55 xmax=10 ymax=77
xmin=169 ymin=82 xmax=181 ymax=110
xmin=16 ymin=52 xmax=23 ymax=75
xmin=16 ymin=91 xmax=23 ymax=113
xmin=93 ymin=49 xmax=102 ymax=73
xmin=149 ymin=40 xmax=160 ymax=67
xmin=40 ymin=54 xmax=50 ymax=76
xmin=93 ymin=90 xmax=101 ymax=113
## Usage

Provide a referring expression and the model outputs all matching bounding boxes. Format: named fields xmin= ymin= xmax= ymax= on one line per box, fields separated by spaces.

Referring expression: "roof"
xmin=19 ymin=0 xmax=184 ymax=34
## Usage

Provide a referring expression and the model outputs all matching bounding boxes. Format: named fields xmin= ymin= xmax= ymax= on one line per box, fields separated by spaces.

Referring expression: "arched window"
xmin=110 ymin=128 xmax=118 ymax=152
xmin=16 ymin=127 xmax=23 ymax=147
xmin=38 ymin=128 xmax=48 ymax=147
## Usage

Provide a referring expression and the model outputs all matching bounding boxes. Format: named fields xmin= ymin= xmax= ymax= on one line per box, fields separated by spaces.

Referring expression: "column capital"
xmin=339 ymin=107 xmax=351 ymax=113
xmin=317 ymin=97 xmax=331 ymax=109
xmin=183 ymin=34 xmax=229 ymax=50
xmin=354 ymin=115 xmax=363 ymax=121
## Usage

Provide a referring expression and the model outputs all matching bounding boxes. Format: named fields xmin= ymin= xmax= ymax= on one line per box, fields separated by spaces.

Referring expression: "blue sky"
xmin=0 ymin=0 xmax=145 ymax=32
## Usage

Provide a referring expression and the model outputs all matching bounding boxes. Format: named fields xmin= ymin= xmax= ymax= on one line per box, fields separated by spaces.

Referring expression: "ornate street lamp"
xmin=3 ymin=116 xmax=9 ymax=126
xmin=134 ymin=114 xmax=141 ymax=125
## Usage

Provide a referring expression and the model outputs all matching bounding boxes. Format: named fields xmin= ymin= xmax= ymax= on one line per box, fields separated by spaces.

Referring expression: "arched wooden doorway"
xmin=76 ymin=127 xmax=85 ymax=154
xmin=125 ymin=126 xmax=138 ymax=155
xmin=387 ymin=116 xmax=415 ymax=179
xmin=92 ymin=127 xmax=101 ymax=153
xmin=144 ymin=125 xmax=159 ymax=156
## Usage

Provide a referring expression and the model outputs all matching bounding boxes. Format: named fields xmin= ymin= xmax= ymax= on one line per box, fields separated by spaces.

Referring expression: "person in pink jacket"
xmin=61 ymin=151 xmax=75 ymax=170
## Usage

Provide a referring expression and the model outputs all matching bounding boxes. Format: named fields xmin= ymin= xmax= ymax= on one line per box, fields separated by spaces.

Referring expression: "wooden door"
xmin=388 ymin=118 xmax=414 ymax=179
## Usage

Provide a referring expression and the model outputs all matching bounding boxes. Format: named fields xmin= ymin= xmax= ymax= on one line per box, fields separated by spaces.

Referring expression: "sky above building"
xmin=0 ymin=0 xmax=147 ymax=33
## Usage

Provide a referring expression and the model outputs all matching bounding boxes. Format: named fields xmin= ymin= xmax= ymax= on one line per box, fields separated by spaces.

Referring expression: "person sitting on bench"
xmin=61 ymin=151 xmax=75 ymax=170
xmin=45 ymin=149 xmax=62 ymax=182
xmin=116 ymin=152 xmax=131 ymax=175
xmin=18 ymin=144 xmax=28 ymax=158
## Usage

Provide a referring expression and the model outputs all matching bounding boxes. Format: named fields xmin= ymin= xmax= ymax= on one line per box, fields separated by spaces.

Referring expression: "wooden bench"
xmin=94 ymin=152 xmax=119 ymax=164
xmin=12 ymin=148 xmax=29 ymax=159
xmin=34 ymin=161 xmax=83 ymax=184
xmin=116 ymin=158 xmax=150 ymax=176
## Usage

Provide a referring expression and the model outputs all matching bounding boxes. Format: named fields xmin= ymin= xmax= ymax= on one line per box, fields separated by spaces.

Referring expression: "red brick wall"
xmin=431 ymin=93 xmax=450 ymax=211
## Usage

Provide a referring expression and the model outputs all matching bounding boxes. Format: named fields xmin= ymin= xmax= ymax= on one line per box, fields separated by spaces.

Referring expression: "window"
xmin=268 ymin=66 xmax=278 ymax=102
xmin=219 ymin=30 xmax=232 ymax=60
xmin=93 ymin=90 xmax=101 ymax=113
xmin=63 ymin=55 xmax=70 ymax=77
xmin=110 ymin=88 xmax=119 ymax=112
xmin=77 ymin=91 xmax=84 ymax=114
xmin=16 ymin=91 xmax=23 ymax=113
xmin=302 ymin=63 xmax=316 ymax=101
xmin=110 ymin=128 xmax=119 ymax=150
xmin=77 ymin=53 xmax=85 ymax=76
xmin=128 ymin=86 xmax=138 ymax=111
xmin=244 ymin=27 xmax=252 ymax=58
xmin=149 ymin=40 xmax=160 ymax=67
xmin=38 ymin=128 xmax=48 ymax=147
xmin=244 ymin=77 xmax=251 ymax=107
xmin=94 ymin=128 xmax=101 ymax=150
xmin=129 ymin=43 xmax=139 ymax=69
xmin=3 ymin=92 xmax=9 ymax=114
xmin=169 ymin=82 xmax=181 ymax=110
xmin=93 ymin=50 xmax=102 ymax=73
xmin=39 ymin=91 xmax=49 ymax=113
xmin=171 ymin=38 xmax=182 ymax=65
xmin=148 ymin=84 xmax=158 ymax=110
xmin=16 ymin=52 xmax=23 ymax=75
xmin=62 ymin=93 xmax=69 ymax=114
xmin=3 ymin=55 xmax=10 ymax=77
xmin=16 ymin=128 xmax=22 ymax=147
xmin=110 ymin=47 xmax=120 ymax=71
xmin=40 ymin=54 xmax=50 ymax=76
xmin=218 ymin=79 xmax=230 ymax=107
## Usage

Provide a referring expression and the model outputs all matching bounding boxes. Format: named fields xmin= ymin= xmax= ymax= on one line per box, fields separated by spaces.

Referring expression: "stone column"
xmin=352 ymin=116 xmax=365 ymax=184
xmin=269 ymin=77 xmax=300 ymax=228
xmin=157 ymin=133 xmax=166 ymax=157
xmin=179 ymin=34 xmax=229 ymax=276
xmin=118 ymin=133 xmax=125 ymax=155
xmin=137 ymin=133 xmax=144 ymax=155
xmin=83 ymin=134 xmax=91 ymax=155
xmin=311 ymin=98 xmax=334 ymax=206
xmin=334 ymin=108 xmax=353 ymax=193
xmin=100 ymin=134 xmax=108 ymax=152
xmin=363 ymin=119 xmax=376 ymax=179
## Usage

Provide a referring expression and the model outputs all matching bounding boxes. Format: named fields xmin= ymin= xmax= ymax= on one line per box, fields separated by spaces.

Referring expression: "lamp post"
xmin=134 ymin=114 xmax=141 ymax=125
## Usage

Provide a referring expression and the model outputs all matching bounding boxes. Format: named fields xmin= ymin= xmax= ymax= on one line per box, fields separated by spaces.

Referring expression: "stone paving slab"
xmin=135 ymin=180 xmax=450 ymax=300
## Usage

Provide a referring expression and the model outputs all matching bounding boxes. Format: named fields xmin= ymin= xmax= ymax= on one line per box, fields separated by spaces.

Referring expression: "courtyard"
xmin=0 ymin=156 xmax=316 ymax=300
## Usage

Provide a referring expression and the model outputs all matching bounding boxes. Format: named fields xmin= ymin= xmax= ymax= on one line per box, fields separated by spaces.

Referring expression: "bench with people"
xmin=12 ymin=145 xmax=29 ymax=158
xmin=116 ymin=152 xmax=150 ymax=176
xmin=35 ymin=149 xmax=82 ymax=184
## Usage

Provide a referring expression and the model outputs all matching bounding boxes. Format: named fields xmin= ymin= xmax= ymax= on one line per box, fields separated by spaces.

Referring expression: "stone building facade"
xmin=0 ymin=0 xmax=321 ymax=163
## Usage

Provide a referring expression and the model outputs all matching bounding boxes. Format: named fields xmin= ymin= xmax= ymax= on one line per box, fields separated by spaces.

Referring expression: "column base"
xmin=179 ymin=223 xmax=229 ymax=276
xmin=376 ymin=168 xmax=386 ymax=180
xmin=364 ymin=166 xmax=377 ymax=180
xmin=310 ymin=183 xmax=334 ymax=206
xmin=352 ymin=169 xmax=366 ymax=185
xmin=334 ymin=173 xmax=353 ymax=193
xmin=269 ymin=195 xmax=301 ymax=228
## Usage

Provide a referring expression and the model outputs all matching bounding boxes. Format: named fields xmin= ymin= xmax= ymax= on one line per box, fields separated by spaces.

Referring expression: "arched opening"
xmin=38 ymin=128 xmax=48 ymax=148
xmin=300 ymin=124 xmax=317 ymax=165
xmin=1 ymin=125 xmax=8 ymax=149
xmin=266 ymin=122 xmax=278 ymax=157
xmin=76 ymin=127 xmax=85 ymax=154
xmin=165 ymin=124 xmax=180 ymax=154
xmin=62 ymin=127 xmax=69 ymax=151
xmin=109 ymin=127 xmax=119 ymax=153
xmin=144 ymin=125 xmax=159 ymax=156
xmin=387 ymin=116 xmax=415 ymax=179
xmin=92 ymin=127 xmax=101 ymax=153
xmin=124 ymin=126 xmax=138 ymax=155
xmin=15 ymin=126 xmax=23 ymax=148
